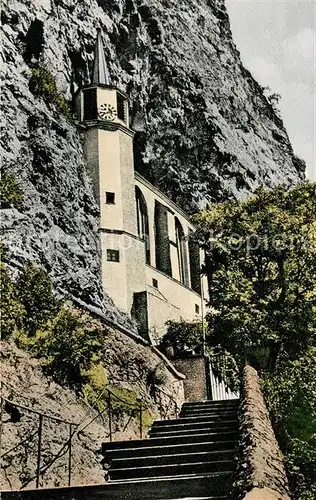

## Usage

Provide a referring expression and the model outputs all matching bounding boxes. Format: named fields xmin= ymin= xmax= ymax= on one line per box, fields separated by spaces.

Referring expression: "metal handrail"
xmin=0 ymin=395 xmax=76 ymax=426
xmin=0 ymin=394 xmax=77 ymax=489
xmin=1 ymin=382 xmax=180 ymax=490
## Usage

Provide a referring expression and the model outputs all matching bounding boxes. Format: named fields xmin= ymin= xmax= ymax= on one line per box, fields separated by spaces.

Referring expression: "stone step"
xmin=153 ymin=414 xmax=237 ymax=426
xmin=182 ymin=403 xmax=239 ymax=411
xmin=103 ymin=439 xmax=237 ymax=459
xmin=149 ymin=425 xmax=237 ymax=438
xmin=0 ymin=475 xmax=233 ymax=499
xmin=181 ymin=404 xmax=238 ymax=411
xmin=151 ymin=418 xmax=238 ymax=430
xmin=179 ymin=409 xmax=237 ymax=417
xmin=159 ymin=497 xmax=228 ymax=500
xmin=103 ymin=431 xmax=238 ymax=453
xmin=181 ymin=404 xmax=238 ymax=412
xmin=159 ymin=498 xmax=228 ymax=500
xmin=110 ymin=449 xmax=236 ymax=468
xmin=108 ymin=471 xmax=234 ymax=497
xmin=182 ymin=400 xmax=239 ymax=407
xmin=109 ymin=459 xmax=236 ymax=480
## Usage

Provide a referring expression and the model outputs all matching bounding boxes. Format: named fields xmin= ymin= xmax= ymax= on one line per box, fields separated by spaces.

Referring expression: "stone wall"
xmin=235 ymin=365 xmax=290 ymax=500
xmin=173 ymin=355 xmax=208 ymax=402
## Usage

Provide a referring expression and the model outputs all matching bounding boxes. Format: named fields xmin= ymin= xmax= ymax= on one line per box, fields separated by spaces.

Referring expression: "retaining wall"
xmin=236 ymin=365 xmax=290 ymax=500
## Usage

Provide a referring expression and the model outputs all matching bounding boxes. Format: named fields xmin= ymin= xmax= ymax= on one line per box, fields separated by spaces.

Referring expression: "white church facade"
xmin=75 ymin=33 xmax=208 ymax=342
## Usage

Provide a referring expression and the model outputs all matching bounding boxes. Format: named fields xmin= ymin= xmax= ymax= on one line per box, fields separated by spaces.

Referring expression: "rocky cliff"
xmin=1 ymin=0 xmax=305 ymax=314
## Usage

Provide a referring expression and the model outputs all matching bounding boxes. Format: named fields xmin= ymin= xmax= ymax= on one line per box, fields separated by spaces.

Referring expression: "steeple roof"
xmin=92 ymin=30 xmax=111 ymax=85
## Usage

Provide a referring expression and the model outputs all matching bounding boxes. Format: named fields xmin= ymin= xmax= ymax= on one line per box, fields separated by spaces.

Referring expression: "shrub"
xmin=15 ymin=262 xmax=61 ymax=336
xmin=37 ymin=306 xmax=104 ymax=390
xmin=0 ymin=264 xmax=24 ymax=339
xmin=29 ymin=66 xmax=72 ymax=119
xmin=0 ymin=169 xmax=24 ymax=210
xmin=161 ymin=319 xmax=206 ymax=355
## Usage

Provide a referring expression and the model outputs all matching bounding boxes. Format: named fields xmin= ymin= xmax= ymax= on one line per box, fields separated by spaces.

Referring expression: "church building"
xmin=75 ymin=33 xmax=208 ymax=342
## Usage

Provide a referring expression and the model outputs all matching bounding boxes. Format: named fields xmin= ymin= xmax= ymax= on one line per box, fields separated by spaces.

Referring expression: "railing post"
xmin=0 ymin=395 xmax=3 ymax=456
xmin=107 ymin=393 xmax=113 ymax=442
xmin=136 ymin=396 xmax=143 ymax=439
xmin=68 ymin=424 xmax=72 ymax=486
xmin=36 ymin=415 xmax=43 ymax=489
xmin=174 ymin=401 xmax=178 ymax=419
xmin=159 ymin=390 xmax=163 ymax=419
xmin=139 ymin=402 xmax=143 ymax=439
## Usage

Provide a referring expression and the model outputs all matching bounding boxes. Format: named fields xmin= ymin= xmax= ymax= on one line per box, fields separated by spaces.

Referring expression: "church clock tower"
xmin=75 ymin=31 xmax=146 ymax=313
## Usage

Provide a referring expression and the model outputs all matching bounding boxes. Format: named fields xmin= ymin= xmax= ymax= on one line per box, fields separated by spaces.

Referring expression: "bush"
xmin=0 ymin=169 xmax=24 ymax=210
xmin=15 ymin=262 xmax=61 ymax=336
xmin=162 ymin=319 xmax=206 ymax=355
xmin=37 ymin=307 xmax=104 ymax=390
xmin=1 ymin=261 xmax=105 ymax=390
xmin=29 ymin=66 xmax=72 ymax=119
xmin=0 ymin=264 xmax=24 ymax=339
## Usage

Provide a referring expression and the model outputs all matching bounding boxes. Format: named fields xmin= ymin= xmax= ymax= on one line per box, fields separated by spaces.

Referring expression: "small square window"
xmin=153 ymin=278 xmax=158 ymax=288
xmin=195 ymin=304 xmax=200 ymax=314
xmin=107 ymin=249 xmax=120 ymax=262
xmin=106 ymin=192 xmax=115 ymax=204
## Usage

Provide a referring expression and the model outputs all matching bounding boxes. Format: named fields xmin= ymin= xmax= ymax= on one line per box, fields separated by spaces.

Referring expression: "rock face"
xmin=1 ymin=0 xmax=305 ymax=313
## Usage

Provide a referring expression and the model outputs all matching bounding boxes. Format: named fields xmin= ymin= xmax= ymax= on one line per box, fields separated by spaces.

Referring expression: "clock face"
xmin=98 ymin=103 xmax=117 ymax=121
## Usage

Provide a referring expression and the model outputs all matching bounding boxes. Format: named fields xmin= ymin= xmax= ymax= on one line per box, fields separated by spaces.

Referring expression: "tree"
xmin=193 ymin=182 xmax=316 ymax=498
xmin=193 ymin=182 xmax=316 ymax=369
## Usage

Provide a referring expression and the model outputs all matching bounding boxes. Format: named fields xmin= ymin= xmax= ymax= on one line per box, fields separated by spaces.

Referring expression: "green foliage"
xmin=29 ymin=66 xmax=72 ymax=118
xmin=0 ymin=169 xmax=24 ymax=210
xmin=15 ymin=262 xmax=61 ymax=336
xmin=194 ymin=182 xmax=316 ymax=369
xmin=162 ymin=319 xmax=206 ymax=355
xmin=194 ymin=182 xmax=316 ymax=498
xmin=35 ymin=307 xmax=104 ymax=389
xmin=1 ymin=260 xmax=154 ymax=432
xmin=1 ymin=261 xmax=104 ymax=389
xmin=0 ymin=264 xmax=24 ymax=339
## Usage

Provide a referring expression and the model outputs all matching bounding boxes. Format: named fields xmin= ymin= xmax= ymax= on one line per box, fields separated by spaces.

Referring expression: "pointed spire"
xmin=92 ymin=30 xmax=111 ymax=85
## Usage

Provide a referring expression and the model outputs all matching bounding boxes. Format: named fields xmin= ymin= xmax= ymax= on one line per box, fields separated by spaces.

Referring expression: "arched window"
xmin=175 ymin=218 xmax=189 ymax=285
xmin=135 ymin=187 xmax=150 ymax=264
xmin=154 ymin=200 xmax=172 ymax=276
xmin=189 ymin=229 xmax=201 ymax=295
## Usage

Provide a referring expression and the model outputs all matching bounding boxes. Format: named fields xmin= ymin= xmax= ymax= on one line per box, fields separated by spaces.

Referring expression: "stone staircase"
xmin=101 ymin=399 xmax=239 ymax=499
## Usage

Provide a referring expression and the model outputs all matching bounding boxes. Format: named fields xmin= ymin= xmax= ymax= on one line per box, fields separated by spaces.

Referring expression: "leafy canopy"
xmin=193 ymin=182 xmax=316 ymax=369
xmin=193 ymin=182 xmax=316 ymax=498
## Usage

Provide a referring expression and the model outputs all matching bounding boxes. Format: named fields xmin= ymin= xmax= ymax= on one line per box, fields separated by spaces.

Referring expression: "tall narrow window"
xmin=83 ymin=88 xmax=97 ymax=120
xmin=117 ymin=92 xmax=126 ymax=122
xmin=154 ymin=201 xmax=172 ymax=276
xmin=135 ymin=187 xmax=150 ymax=264
xmin=175 ymin=218 xmax=189 ymax=286
xmin=189 ymin=229 xmax=201 ymax=294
